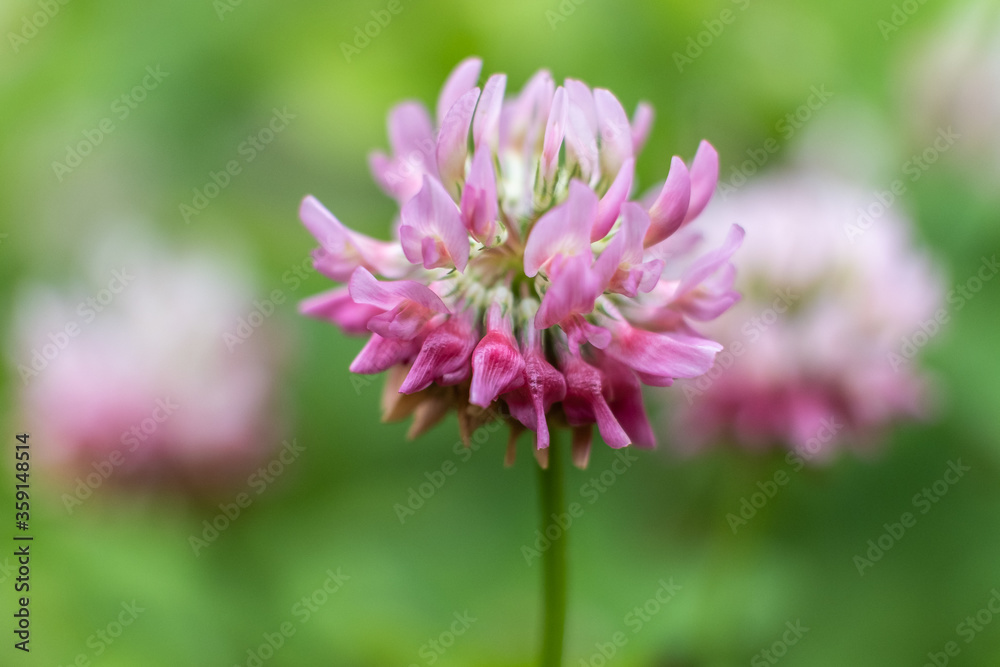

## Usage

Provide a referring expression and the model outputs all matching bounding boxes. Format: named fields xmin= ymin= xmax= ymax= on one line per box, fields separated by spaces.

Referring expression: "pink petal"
xmin=473 ymin=73 xmax=507 ymax=151
xmin=388 ymin=102 xmax=437 ymax=172
xmin=470 ymin=304 xmax=525 ymax=407
xmin=400 ymin=176 xmax=470 ymax=271
xmin=436 ymin=87 xmax=481 ymax=196
xmin=592 ymin=158 xmax=634 ymax=242
xmin=299 ymin=287 xmax=383 ymax=336
xmin=631 ymin=102 xmax=654 ymax=155
xmin=675 ymin=224 xmax=745 ymax=298
xmin=535 ymin=255 xmax=604 ymax=329
xmin=540 ymin=87 xmax=568 ymax=186
xmin=605 ymin=322 xmax=722 ymax=380
xmin=399 ymin=317 xmax=476 ymax=393
xmin=367 ymin=302 xmax=437 ymax=340
xmin=502 ymin=69 xmax=554 ymax=149
xmin=349 ymin=334 xmax=418 ymax=374
xmin=459 ymin=148 xmax=499 ymax=244
xmin=560 ymin=354 xmax=630 ymax=448
xmin=644 ymin=157 xmax=691 ymax=247
xmin=680 ymin=264 xmax=741 ymax=321
xmin=436 ymin=57 xmax=482 ymax=126
xmin=523 ymin=179 xmax=597 ymax=277
xmin=564 ymin=80 xmax=599 ymax=180
xmin=599 ymin=354 xmax=656 ymax=448
xmin=348 ymin=266 xmax=449 ymax=314
xmin=301 ymin=196 xmax=408 ymax=280
xmin=683 ymin=140 xmax=719 ymax=224
xmin=617 ymin=202 xmax=651 ymax=266
xmin=594 ymin=88 xmax=633 ymax=181
xmin=368 ymin=102 xmax=437 ymax=202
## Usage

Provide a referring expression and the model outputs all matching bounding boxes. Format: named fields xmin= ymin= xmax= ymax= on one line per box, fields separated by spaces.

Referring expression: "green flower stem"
xmin=538 ymin=431 xmax=567 ymax=667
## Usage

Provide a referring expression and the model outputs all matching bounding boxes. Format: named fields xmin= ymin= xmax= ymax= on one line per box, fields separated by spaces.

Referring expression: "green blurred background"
xmin=2 ymin=0 xmax=999 ymax=665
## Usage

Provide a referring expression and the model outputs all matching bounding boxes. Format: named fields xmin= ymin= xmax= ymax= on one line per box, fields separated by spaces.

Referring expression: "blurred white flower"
xmin=904 ymin=0 xmax=1000 ymax=191
xmin=10 ymin=235 xmax=288 ymax=498
xmin=670 ymin=172 xmax=945 ymax=460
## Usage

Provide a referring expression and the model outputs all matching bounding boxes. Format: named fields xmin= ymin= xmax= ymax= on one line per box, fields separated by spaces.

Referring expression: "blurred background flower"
xmin=10 ymin=231 xmax=288 ymax=500
xmin=0 ymin=0 xmax=998 ymax=665
xmin=670 ymin=171 xmax=944 ymax=460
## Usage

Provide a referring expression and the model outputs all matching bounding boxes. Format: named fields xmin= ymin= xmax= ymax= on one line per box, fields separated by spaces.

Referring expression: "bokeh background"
xmin=2 ymin=0 xmax=999 ymax=665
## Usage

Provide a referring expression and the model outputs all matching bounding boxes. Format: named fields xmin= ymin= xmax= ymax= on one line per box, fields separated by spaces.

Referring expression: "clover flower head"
xmin=300 ymin=58 xmax=744 ymax=466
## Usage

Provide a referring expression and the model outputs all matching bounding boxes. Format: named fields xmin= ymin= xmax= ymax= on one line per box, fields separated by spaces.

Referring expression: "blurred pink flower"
xmin=11 ymin=239 xmax=287 ymax=498
xmin=300 ymin=58 xmax=743 ymax=467
xmin=671 ymin=172 xmax=945 ymax=460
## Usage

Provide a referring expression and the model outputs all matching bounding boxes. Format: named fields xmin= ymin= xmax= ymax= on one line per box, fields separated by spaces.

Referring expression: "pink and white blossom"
xmin=671 ymin=172 xmax=944 ymax=460
xmin=300 ymin=58 xmax=743 ymax=466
